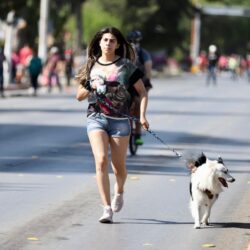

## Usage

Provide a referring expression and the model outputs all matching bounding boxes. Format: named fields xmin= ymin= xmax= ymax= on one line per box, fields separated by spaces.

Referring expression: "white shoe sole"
xmin=99 ymin=217 xmax=113 ymax=223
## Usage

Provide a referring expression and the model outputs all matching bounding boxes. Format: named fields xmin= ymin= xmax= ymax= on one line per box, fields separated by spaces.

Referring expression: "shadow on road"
xmin=116 ymin=218 xmax=193 ymax=225
xmin=0 ymin=124 xmax=249 ymax=176
xmin=211 ymin=222 xmax=250 ymax=229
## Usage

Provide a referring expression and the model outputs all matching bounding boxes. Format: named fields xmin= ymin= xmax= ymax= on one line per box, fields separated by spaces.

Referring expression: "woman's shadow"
xmin=116 ymin=218 xmax=193 ymax=225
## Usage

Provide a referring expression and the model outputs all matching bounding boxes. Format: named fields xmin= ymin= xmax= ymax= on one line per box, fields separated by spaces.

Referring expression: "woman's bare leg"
xmin=88 ymin=130 xmax=110 ymax=206
xmin=110 ymin=136 xmax=130 ymax=193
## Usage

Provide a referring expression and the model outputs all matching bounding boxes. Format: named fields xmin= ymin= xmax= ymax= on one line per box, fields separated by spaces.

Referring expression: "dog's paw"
xmin=194 ymin=224 xmax=201 ymax=229
xmin=202 ymin=221 xmax=209 ymax=226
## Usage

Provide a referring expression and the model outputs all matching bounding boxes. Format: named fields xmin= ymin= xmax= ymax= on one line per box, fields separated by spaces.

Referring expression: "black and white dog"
xmin=188 ymin=153 xmax=235 ymax=229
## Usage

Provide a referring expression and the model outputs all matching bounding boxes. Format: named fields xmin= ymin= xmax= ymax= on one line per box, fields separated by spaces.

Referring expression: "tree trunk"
xmin=74 ymin=0 xmax=84 ymax=52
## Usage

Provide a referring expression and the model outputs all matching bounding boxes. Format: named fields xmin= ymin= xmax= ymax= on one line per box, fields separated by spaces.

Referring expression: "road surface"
xmin=0 ymin=73 xmax=249 ymax=250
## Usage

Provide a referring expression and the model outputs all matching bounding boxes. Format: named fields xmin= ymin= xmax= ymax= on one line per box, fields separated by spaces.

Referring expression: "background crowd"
xmin=1 ymin=40 xmax=250 ymax=98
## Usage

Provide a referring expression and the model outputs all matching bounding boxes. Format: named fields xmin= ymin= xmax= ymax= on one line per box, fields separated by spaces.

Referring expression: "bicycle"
xmin=95 ymin=95 xmax=181 ymax=157
xmin=129 ymin=118 xmax=139 ymax=156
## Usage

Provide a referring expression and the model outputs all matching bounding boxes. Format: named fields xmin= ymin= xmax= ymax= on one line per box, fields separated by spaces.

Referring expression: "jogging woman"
xmin=76 ymin=27 xmax=149 ymax=223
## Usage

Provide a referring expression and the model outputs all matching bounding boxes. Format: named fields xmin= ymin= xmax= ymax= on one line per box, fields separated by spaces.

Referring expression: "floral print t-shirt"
xmin=87 ymin=57 xmax=143 ymax=118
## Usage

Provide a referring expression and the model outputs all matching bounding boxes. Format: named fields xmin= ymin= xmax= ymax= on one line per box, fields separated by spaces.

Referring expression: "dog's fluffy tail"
xmin=183 ymin=150 xmax=207 ymax=171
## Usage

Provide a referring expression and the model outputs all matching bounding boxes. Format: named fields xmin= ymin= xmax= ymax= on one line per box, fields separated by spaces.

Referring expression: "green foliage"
xmin=201 ymin=15 xmax=250 ymax=54
xmin=198 ymin=0 xmax=250 ymax=55
xmin=0 ymin=1 xmax=27 ymax=19
xmin=95 ymin=0 xmax=126 ymax=14
xmin=1 ymin=0 xmax=249 ymax=57
xmin=83 ymin=2 xmax=122 ymax=43
xmin=122 ymin=0 xmax=159 ymax=32
xmin=137 ymin=0 xmax=193 ymax=54
xmin=201 ymin=0 xmax=250 ymax=6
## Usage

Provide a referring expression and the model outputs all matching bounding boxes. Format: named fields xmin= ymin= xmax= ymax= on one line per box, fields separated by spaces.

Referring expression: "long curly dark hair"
xmin=75 ymin=27 xmax=135 ymax=86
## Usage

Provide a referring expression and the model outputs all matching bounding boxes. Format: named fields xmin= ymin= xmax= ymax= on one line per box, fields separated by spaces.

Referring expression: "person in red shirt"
xmin=19 ymin=44 xmax=33 ymax=66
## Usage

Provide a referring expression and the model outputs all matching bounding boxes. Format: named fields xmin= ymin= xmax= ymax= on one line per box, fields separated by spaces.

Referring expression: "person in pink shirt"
xmin=246 ymin=54 xmax=250 ymax=82
xmin=11 ymin=50 xmax=20 ymax=82
xmin=218 ymin=55 xmax=227 ymax=72
xmin=19 ymin=44 xmax=33 ymax=66
xmin=46 ymin=46 xmax=62 ymax=92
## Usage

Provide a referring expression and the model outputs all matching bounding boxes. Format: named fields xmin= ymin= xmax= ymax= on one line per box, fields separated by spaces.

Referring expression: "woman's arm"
xmin=76 ymin=84 xmax=90 ymax=101
xmin=133 ymin=79 xmax=149 ymax=130
xmin=144 ymin=60 xmax=153 ymax=80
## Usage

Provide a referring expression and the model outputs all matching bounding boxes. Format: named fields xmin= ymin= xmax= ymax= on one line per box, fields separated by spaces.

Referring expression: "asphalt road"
xmin=0 ymin=73 xmax=249 ymax=250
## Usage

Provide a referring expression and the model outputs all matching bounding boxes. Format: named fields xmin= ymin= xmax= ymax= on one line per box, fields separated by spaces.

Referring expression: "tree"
xmin=0 ymin=0 xmax=86 ymax=51
xmin=86 ymin=0 xmax=193 ymax=56
xmin=54 ymin=0 xmax=86 ymax=51
xmin=0 ymin=1 xmax=27 ymax=18
xmin=1 ymin=0 xmax=248 ymax=56
xmin=198 ymin=0 xmax=250 ymax=54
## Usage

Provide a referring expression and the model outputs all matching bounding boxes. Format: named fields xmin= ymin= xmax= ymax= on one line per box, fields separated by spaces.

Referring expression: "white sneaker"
xmin=99 ymin=206 xmax=113 ymax=223
xmin=111 ymin=193 xmax=124 ymax=212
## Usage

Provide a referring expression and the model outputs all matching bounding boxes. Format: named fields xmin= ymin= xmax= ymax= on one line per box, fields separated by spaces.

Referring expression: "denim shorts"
xmin=87 ymin=113 xmax=131 ymax=137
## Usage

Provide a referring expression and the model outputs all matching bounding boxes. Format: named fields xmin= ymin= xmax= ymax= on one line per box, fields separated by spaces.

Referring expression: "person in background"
xmin=19 ymin=44 xmax=33 ymax=66
xmin=246 ymin=54 xmax=250 ymax=83
xmin=198 ymin=50 xmax=207 ymax=72
xmin=64 ymin=48 xmax=74 ymax=87
xmin=228 ymin=54 xmax=239 ymax=81
xmin=0 ymin=46 xmax=6 ymax=97
xmin=206 ymin=44 xmax=219 ymax=86
xmin=11 ymin=49 xmax=20 ymax=83
xmin=218 ymin=55 xmax=228 ymax=73
xmin=46 ymin=46 xmax=62 ymax=92
xmin=28 ymin=49 xmax=43 ymax=96
xmin=127 ymin=30 xmax=152 ymax=145
xmin=18 ymin=44 xmax=33 ymax=84
xmin=76 ymin=26 xmax=149 ymax=223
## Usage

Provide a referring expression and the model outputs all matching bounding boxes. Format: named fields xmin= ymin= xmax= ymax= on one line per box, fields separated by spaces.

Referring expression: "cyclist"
xmin=127 ymin=30 xmax=153 ymax=145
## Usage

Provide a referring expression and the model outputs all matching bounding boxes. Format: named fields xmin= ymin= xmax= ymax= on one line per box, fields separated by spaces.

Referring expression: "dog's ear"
xmin=217 ymin=156 xmax=224 ymax=164
xmin=195 ymin=152 xmax=207 ymax=167
xmin=201 ymin=152 xmax=206 ymax=159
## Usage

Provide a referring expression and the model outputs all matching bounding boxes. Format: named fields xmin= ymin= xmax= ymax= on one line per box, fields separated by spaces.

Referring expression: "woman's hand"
xmin=90 ymin=78 xmax=106 ymax=94
xmin=76 ymin=84 xmax=90 ymax=101
xmin=140 ymin=116 xmax=149 ymax=131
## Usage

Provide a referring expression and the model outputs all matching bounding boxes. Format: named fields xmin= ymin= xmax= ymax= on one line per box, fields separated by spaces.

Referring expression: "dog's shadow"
xmin=212 ymin=222 xmax=250 ymax=229
xmin=117 ymin=219 xmax=250 ymax=229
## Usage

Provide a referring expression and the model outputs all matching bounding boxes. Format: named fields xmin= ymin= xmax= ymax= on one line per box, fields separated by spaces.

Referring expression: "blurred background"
xmin=0 ymin=0 xmax=249 ymax=91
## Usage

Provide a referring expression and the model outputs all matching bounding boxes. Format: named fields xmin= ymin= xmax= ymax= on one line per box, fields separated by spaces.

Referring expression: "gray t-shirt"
xmin=87 ymin=57 xmax=143 ymax=118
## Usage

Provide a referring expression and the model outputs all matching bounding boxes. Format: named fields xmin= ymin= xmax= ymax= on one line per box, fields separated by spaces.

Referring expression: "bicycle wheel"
xmin=129 ymin=120 xmax=138 ymax=156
